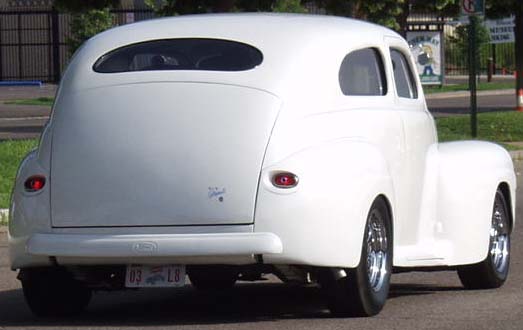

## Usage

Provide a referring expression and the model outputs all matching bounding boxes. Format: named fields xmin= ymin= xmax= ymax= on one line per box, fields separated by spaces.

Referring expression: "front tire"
xmin=21 ymin=267 xmax=92 ymax=317
xmin=321 ymin=197 xmax=392 ymax=317
xmin=457 ymin=189 xmax=511 ymax=289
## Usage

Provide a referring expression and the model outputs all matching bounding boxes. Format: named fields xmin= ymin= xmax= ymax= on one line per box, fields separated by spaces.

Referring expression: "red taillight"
xmin=272 ymin=172 xmax=298 ymax=188
xmin=24 ymin=175 xmax=46 ymax=192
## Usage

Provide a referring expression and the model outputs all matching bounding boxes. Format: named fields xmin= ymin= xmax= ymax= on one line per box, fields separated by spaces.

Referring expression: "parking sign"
xmin=461 ymin=0 xmax=484 ymax=16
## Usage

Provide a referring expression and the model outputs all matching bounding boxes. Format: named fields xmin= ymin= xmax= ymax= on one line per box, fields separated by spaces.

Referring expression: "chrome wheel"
xmin=366 ymin=209 xmax=389 ymax=292
xmin=321 ymin=197 xmax=392 ymax=317
xmin=490 ymin=206 xmax=510 ymax=274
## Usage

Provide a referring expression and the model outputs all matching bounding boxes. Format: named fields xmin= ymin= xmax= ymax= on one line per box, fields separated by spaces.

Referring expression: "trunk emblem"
xmin=132 ymin=241 xmax=159 ymax=254
xmin=208 ymin=187 xmax=226 ymax=202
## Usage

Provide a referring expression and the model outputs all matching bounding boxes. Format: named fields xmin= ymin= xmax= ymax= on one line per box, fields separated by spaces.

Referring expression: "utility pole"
xmin=461 ymin=0 xmax=483 ymax=138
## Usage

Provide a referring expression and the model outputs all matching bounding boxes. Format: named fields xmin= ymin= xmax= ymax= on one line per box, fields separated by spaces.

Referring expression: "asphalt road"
xmin=426 ymin=90 xmax=516 ymax=115
xmin=0 ymin=161 xmax=522 ymax=329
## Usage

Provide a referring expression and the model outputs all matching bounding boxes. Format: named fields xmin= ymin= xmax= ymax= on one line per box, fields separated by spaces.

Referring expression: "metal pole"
xmin=0 ymin=14 xmax=3 ymax=81
xmin=515 ymin=3 xmax=523 ymax=112
xmin=51 ymin=8 xmax=60 ymax=83
xmin=469 ymin=15 xmax=478 ymax=138
xmin=17 ymin=13 xmax=22 ymax=80
xmin=492 ymin=43 xmax=496 ymax=75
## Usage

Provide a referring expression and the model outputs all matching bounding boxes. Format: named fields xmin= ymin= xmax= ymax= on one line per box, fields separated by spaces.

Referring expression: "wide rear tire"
xmin=321 ymin=197 xmax=392 ymax=317
xmin=21 ymin=267 xmax=92 ymax=317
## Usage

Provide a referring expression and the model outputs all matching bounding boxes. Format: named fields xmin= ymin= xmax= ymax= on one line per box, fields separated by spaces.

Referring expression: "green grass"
xmin=424 ymin=81 xmax=514 ymax=94
xmin=0 ymin=139 xmax=38 ymax=209
xmin=4 ymin=97 xmax=54 ymax=107
xmin=436 ymin=111 xmax=523 ymax=149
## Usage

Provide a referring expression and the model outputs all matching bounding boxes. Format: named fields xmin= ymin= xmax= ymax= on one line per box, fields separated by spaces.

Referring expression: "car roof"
xmin=91 ymin=13 xmax=397 ymax=47
xmin=60 ymin=13 xmax=405 ymax=99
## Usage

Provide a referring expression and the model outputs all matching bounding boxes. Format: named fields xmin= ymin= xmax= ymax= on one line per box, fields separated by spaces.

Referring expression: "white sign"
xmin=126 ymin=12 xmax=135 ymax=24
xmin=485 ymin=17 xmax=515 ymax=44
xmin=407 ymin=31 xmax=443 ymax=85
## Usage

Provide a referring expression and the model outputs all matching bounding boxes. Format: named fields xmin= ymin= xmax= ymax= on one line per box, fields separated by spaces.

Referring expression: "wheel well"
xmin=498 ymin=182 xmax=513 ymax=233
xmin=376 ymin=194 xmax=394 ymax=241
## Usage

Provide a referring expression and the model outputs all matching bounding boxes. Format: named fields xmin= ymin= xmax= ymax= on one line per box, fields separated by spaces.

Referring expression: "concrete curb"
xmin=425 ymin=89 xmax=514 ymax=100
xmin=509 ymin=150 xmax=523 ymax=161
xmin=0 ymin=209 xmax=8 ymax=232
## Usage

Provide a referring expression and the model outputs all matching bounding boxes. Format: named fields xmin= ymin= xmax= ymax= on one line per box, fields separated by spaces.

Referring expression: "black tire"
xmin=21 ymin=267 xmax=92 ymax=317
xmin=321 ymin=197 xmax=392 ymax=317
xmin=188 ymin=266 xmax=238 ymax=290
xmin=457 ymin=189 xmax=511 ymax=289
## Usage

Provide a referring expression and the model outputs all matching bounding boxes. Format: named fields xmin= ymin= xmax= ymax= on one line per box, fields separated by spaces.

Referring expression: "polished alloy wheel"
xmin=366 ymin=210 xmax=389 ymax=292
xmin=490 ymin=207 xmax=510 ymax=274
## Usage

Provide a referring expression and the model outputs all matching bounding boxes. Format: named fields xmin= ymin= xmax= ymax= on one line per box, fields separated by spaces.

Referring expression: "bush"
xmin=67 ymin=9 xmax=114 ymax=55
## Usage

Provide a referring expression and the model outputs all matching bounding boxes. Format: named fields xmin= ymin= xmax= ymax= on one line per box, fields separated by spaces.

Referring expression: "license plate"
xmin=125 ymin=264 xmax=186 ymax=288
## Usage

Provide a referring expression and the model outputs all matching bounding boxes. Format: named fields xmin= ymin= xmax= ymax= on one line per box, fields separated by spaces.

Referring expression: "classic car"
xmin=9 ymin=13 xmax=516 ymax=317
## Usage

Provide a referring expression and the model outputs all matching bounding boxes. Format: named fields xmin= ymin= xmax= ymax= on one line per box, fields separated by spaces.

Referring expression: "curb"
xmin=0 ymin=209 xmax=8 ymax=232
xmin=0 ymin=80 xmax=42 ymax=87
xmin=509 ymin=150 xmax=523 ymax=161
xmin=425 ymin=89 xmax=514 ymax=100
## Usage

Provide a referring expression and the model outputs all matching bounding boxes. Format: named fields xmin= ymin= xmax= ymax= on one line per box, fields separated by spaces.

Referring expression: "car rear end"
xmin=9 ymin=32 xmax=291 ymax=301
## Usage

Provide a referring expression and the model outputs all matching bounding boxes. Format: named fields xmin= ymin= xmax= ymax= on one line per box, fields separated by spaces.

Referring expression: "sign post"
xmin=461 ymin=0 xmax=484 ymax=138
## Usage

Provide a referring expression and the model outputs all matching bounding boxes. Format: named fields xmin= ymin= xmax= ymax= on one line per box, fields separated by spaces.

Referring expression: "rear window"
xmin=93 ymin=38 xmax=263 ymax=73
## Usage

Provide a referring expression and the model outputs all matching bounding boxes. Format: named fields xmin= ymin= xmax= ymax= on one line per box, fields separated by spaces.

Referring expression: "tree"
xmin=318 ymin=0 xmax=406 ymax=30
xmin=67 ymin=9 xmax=114 ymax=54
xmin=54 ymin=0 xmax=119 ymax=12
xmin=446 ymin=17 xmax=491 ymax=70
xmin=54 ymin=0 xmax=119 ymax=54
xmin=272 ymin=0 xmax=308 ymax=13
xmin=145 ymin=0 xmax=307 ymax=16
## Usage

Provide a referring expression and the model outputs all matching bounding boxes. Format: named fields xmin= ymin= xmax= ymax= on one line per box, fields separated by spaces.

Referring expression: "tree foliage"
xmin=446 ymin=17 xmax=490 ymax=69
xmin=145 ymin=0 xmax=307 ymax=16
xmin=67 ymin=9 xmax=114 ymax=54
xmin=272 ymin=0 xmax=308 ymax=13
xmin=318 ymin=0 xmax=405 ymax=30
xmin=54 ymin=0 xmax=119 ymax=12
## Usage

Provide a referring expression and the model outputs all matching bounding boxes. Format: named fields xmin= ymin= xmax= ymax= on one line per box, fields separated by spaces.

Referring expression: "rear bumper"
xmin=13 ymin=232 xmax=282 ymax=268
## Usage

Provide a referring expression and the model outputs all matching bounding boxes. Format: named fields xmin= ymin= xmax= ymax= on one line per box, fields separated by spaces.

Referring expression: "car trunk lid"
xmin=50 ymin=82 xmax=280 ymax=227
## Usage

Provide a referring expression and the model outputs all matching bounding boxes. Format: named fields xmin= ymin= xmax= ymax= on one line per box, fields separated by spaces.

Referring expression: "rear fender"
xmin=437 ymin=141 xmax=516 ymax=265
xmin=9 ymin=147 xmax=53 ymax=269
xmin=255 ymin=139 xmax=394 ymax=268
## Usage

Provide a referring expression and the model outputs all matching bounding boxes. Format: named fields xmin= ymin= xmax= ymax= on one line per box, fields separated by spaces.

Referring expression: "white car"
xmin=9 ymin=13 xmax=516 ymax=317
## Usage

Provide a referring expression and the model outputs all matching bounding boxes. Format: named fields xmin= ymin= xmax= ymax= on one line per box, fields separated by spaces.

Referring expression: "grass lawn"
xmin=0 ymin=140 xmax=38 ymax=210
xmin=436 ymin=111 xmax=523 ymax=147
xmin=424 ymin=81 xmax=514 ymax=94
xmin=4 ymin=97 xmax=54 ymax=107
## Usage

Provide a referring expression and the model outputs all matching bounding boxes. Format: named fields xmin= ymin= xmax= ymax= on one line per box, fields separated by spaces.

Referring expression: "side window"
xmin=339 ymin=48 xmax=387 ymax=96
xmin=390 ymin=49 xmax=418 ymax=99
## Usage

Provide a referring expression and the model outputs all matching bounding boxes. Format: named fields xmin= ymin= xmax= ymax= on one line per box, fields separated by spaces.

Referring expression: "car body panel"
xmin=8 ymin=14 xmax=516 ymax=272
